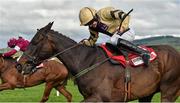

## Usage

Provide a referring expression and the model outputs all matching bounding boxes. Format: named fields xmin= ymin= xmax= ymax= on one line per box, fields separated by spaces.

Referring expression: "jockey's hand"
xmin=117 ymin=28 xmax=130 ymax=36
xmin=79 ymin=39 xmax=86 ymax=44
xmin=79 ymin=39 xmax=92 ymax=46
xmin=117 ymin=31 xmax=123 ymax=36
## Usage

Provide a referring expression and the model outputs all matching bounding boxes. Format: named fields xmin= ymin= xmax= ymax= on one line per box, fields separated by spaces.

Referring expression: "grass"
xmin=0 ymin=80 xmax=179 ymax=102
xmin=0 ymin=80 xmax=83 ymax=102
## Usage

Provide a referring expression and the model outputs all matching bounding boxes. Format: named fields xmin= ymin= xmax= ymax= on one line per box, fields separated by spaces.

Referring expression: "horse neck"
xmin=50 ymin=33 xmax=105 ymax=76
xmin=0 ymin=58 xmax=15 ymax=75
xmin=57 ymin=46 xmax=104 ymax=76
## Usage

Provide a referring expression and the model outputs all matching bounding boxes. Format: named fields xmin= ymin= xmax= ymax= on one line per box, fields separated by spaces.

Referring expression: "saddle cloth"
xmin=100 ymin=43 xmax=157 ymax=67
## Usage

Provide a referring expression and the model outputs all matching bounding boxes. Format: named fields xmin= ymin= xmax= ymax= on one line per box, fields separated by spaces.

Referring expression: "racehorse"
xmin=17 ymin=22 xmax=180 ymax=102
xmin=0 ymin=56 xmax=72 ymax=102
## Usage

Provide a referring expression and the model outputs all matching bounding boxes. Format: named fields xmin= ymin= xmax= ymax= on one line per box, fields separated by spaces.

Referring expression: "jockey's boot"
xmin=117 ymin=38 xmax=150 ymax=67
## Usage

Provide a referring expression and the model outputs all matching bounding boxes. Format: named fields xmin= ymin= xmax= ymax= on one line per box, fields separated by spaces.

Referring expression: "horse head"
xmin=17 ymin=22 xmax=55 ymax=75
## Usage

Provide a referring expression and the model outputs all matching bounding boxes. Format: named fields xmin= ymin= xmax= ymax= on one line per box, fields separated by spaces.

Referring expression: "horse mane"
xmin=49 ymin=30 xmax=77 ymax=44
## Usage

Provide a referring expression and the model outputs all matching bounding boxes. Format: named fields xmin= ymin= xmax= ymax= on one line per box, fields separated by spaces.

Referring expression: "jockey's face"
xmin=89 ymin=21 xmax=98 ymax=28
xmin=85 ymin=18 xmax=98 ymax=28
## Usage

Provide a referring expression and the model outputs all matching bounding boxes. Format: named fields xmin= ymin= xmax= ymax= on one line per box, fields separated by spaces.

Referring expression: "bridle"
xmin=21 ymin=43 xmax=81 ymax=67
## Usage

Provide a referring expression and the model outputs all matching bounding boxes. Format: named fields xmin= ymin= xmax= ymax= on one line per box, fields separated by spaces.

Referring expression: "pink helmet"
xmin=8 ymin=38 xmax=17 ymax=48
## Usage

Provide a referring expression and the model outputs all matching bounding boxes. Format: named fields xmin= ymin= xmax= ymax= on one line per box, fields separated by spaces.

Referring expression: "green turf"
xmin=0 ymin=80 xmax=179 ymax=102
xmin=0 ymin=80 xmax=83 ymax=102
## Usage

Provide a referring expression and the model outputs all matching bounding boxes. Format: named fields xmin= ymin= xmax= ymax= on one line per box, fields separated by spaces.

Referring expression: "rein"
xmin=24 ymin=43 xmax=81 ymax=65
xmin=47 ymin=44 xmax=81 ymax=60
xmin=74 ymin=57 xmax=111 ymax=79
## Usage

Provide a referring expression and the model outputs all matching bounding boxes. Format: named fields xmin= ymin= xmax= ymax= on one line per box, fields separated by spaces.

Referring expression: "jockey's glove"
xmin=79 ymin=39 xmax=94 ymax=46
xmin=117 ymin=28 xmax=130 ymax=36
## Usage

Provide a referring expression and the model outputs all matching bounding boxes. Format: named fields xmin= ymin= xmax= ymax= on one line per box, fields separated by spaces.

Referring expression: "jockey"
xmin=2 ymin=36 xmax=29 ymax=58
xmin=79 ymin=7 xmax=150 ymax=66
xmin=2 ymin=35 xmax=45 ymax=71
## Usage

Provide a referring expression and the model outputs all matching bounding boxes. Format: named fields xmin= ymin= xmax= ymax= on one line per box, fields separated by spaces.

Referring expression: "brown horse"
xmin=17 ymin=22 xmax=180 ymax=102
xmin=0 ymin=56 xmax=72 ymax=102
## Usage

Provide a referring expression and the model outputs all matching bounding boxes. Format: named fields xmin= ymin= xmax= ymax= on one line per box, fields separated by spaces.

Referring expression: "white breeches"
xmin=110 ymin=28 xmax=135 ymax=45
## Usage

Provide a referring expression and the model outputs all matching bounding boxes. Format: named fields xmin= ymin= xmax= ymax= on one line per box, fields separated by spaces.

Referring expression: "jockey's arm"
xmin=86 ymin=29 xmax=99 ymax=46
xmin=81 ymin=28 xmax=99 ymax=46
xmin=2 ymin=46 xmax=20 ymax=57
xmin=110 ymin=9 xmax=126 ymax=20
xmin=108 ymin=8 xmax=130 ymax=32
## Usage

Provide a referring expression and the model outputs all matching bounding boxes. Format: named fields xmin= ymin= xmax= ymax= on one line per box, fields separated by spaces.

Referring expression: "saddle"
xmin=100 ymin=43 xmax=157 ymax=67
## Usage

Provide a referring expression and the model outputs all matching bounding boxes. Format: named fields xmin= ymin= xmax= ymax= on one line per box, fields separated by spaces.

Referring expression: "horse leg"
xmin=55 ymin=85 xmax=72 ymax=102
xmin=82 ymin=77 xmax=112 ymax=102
xmin=0 ymin=83 xmax=15 ymax=91
xmin=161 ymin=87 xmax=179 ymax=102
xmin=82 ymin=94 xmax=102 ymax=102
xmin=138 ymin=93 xmax=154 ymax=103
xmin=160 ymin=77 xmax=180 ymax=102
xmin=40 ymin=82 xmax=53 ymax=103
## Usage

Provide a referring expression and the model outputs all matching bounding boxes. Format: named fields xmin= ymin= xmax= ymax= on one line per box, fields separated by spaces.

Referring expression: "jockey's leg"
xmin=110 ymin=29 xmax=150 ymax=66
xmin=117 ymin=38 xmax=150 ymax=66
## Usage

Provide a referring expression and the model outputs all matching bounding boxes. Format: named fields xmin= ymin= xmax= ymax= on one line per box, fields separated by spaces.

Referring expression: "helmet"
xmin=79 ymin=7 xmax=97 ymax=26
xmin=8 ymin=38 xmax=17 ymax=48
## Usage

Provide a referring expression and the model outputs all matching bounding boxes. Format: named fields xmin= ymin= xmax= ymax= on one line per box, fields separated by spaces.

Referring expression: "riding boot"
xmin=117 ymin=38 xmax=150 ymax=67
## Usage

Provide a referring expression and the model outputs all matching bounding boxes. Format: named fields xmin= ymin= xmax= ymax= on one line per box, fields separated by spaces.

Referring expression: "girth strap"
xmin=124 ymin=67 xmax=131 ymax=101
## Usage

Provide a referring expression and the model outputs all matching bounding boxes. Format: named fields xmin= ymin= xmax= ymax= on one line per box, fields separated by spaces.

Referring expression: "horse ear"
xmin=44 ymin=22 xmax=54 ymax=34
xmin=46 ymin=22 xmax=54 ymax=31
